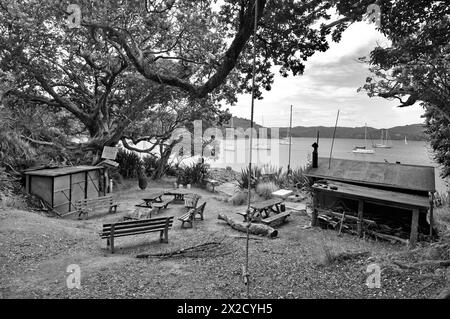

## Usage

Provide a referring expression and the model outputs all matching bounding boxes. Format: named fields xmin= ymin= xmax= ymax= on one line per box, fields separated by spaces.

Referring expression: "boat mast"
xmin=287 ymin=105 xmax=293 ymax=173
xmin=364 ymin=123 xmax=367 ymax=146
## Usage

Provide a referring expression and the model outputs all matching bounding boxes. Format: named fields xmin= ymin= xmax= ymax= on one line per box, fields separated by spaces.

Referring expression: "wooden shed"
xmin=24 ymin=166 xmax=106 ymax=216
xmin=305 ymin=158 xmax=436 ymax=247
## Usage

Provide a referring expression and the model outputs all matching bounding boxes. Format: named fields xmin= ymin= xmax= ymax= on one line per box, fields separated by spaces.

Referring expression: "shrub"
xmin=288 ymin=165 xmax=311 ymax=189
xmin=256 ymin=182 xmax=278 ymax=199
xmin=137 ymin=165 xmax=148 ymax=190
xmin=236 ymin=166 xmax=262 ymax=190
xmin=116 ymin=148 xmax=142 ymax=178
xmin=177 ymin=163 xmax=209 ymax=185
xmin=142 ymin=155 xmax=159 ymax=177
xmin=230 ymin=190 xmax=255 ymax=206
xmin=261 ymin=164 xmax=289 ymax=188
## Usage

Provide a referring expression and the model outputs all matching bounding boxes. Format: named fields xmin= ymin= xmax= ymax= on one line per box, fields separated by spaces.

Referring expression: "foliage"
xmin=0 ymin=130 xmax=36 ymax=171
xmin=256 ymin=182 xmax=278 ymax=199
xmin=288 ymin=166 xmax=311 ymax=189
xmin=116 ymin=148 xmax=142 ymax=179
xmin=360 ymin=1 xmax=450 ymax=118
xmin=236 ymin=166 xmax=262 ymax=190
xmin=0 ymin=167 xmax=13 ymax=206
xmin=0 ymin=0 xmax=364 ymax=163
xmin=230 ymin=190 xmax=256 ymax=206
xmin=176 ymin=163 xmax=210 ymax=185
xmin=236 ymin=164 xmax=310 ymax=190
xmin=142 ymin=156 xmax=159 ymax=176
xmin=424 ymin=106 xmax=450 ymax=178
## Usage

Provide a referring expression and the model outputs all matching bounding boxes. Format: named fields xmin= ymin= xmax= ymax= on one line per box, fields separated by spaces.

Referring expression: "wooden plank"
xmin=100 ymin=226 xmax=172 ymax=238
xmin=357 ymin=200 xmax=364 ymax=237
xmin=250 ymin=198 xmax=283 ymax=210
xmin=430 ymin=193 xmax=434 ymax=239
xmin=312 ymin=190 xmax=319 ymax=227
xmin=261 ymin=211 xmax=290 ymax=224
xmin=312 ymin=180 xmax=429 ymax=209
xmin=410 ymin=208 xmax=419 ymax=248
xmin=305 ymin=158 xmax=435 ymax=193
xmin=102 ymin=221 xmax=174 ymax=233
xmin=103 ymin=216 xmax=172 ymax=228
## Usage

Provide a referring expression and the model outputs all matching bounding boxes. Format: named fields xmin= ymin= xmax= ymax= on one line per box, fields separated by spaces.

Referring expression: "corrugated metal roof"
xmin=24 ymin=166 xmax=102 ymax=177
xmin=305 ymin=158 xmax=435 ymax=192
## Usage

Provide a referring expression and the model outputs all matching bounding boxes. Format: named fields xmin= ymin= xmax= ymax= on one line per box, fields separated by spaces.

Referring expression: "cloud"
xmin=228 ymin=22 xmax=423 ymax=129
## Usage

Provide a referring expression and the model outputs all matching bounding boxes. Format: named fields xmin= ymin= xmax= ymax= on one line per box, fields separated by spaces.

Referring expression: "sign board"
xmin=101 ymin=146 xmax=118 ymax=160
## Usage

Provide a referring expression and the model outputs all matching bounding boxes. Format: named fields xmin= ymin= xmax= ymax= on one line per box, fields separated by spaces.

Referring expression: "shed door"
xmin=71 ymin=172 xmax=86 ymax=209
xmin=53 ymin=175 xmax=70 ymax=214
xmin=86 ymin=170 xmax=101 ymax=198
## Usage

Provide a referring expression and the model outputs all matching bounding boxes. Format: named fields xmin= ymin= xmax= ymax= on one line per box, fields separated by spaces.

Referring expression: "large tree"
xmin=0 ymin=0 xmax=372 ymax=166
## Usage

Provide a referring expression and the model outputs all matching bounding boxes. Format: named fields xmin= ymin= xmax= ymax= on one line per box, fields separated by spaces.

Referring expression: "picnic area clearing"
xmin=0 ymin=181 xmax=447 ymax=299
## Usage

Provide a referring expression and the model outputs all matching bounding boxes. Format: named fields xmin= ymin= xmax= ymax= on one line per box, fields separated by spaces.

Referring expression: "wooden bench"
xmin=75 ymin=195 xmax=118 ymax=220
xmin=99 ymin=216 xmax=173 ymax=253
xmin=151 ymin=199 xmax=173 ymax=212
xmin=184 ymin=193 xmax=201 ymax=209
xmin=261 ymin=211 xmax=291 ymax=227
xmin=178 ymin=202 xmax=207 ymax=228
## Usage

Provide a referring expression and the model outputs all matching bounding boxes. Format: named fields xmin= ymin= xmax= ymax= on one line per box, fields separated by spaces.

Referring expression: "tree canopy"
xmin=0 ymin=0 xmax=375 ymax=172
xmin=360 ymin=0 xmax=450 ymax=118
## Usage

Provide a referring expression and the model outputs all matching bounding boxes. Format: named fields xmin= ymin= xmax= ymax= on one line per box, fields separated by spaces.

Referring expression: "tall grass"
xmin=236 ymin=164 xmax=311 ymax=190
xmin=256 ymin=182 xmax=278 ymax=199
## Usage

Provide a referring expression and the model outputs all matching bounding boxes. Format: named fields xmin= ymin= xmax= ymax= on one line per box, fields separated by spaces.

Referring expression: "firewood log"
xmin=218 ymin=213 xmax=278 ymax=238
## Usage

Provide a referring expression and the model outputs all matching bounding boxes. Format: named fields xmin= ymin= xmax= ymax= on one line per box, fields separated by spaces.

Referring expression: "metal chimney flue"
xmin=312 ymin=142 xmax=318 ymax=168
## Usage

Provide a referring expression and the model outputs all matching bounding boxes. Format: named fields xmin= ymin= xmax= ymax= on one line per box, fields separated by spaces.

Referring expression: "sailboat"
xmin=373 ymin=129 xmax=392 ymax=149
xmin=353 ymin=123 xmax=374 ymax=154
xmin=252 ymin=115 xmax=271 ymax=150
xmin=405 ymin=136 xmax=408 ymax=145
xmin=280 ymin=107 xmax=293 ymax=145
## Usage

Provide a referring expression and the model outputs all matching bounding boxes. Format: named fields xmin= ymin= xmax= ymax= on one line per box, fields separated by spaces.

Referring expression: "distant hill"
xmin=220 ymin=117 xmax=426 ymax=141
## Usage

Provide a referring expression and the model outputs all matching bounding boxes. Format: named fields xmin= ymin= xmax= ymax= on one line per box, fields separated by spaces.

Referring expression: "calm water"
xmin=207 ymin=137 xmax=447 ymax=193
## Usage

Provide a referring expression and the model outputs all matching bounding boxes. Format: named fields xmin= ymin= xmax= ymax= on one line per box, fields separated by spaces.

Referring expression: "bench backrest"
xmin=184 ymin=194 xmax=200 ymax=207
xmin=196 ymin=202 xmax=206 ymax=214
xmin=75 ymin=196 xmax=114 ymax=209
xmin=100 ymin=216 xmax=173 ymax=239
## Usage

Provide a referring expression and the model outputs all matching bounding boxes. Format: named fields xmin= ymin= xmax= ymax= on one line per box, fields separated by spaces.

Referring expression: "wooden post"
xmin=357 ymin=200 xmax=364 ymax=237
xmin=429 ymin=193 xmax=434 ymax=240
xmin=161 ymin=218 xmax=169 ymax=243
xmin=410 ymin=208 xmax=419 ymax=248
xmin=110 ymin=224 xmax=115 ymax=254
xmin=311 ymin=190 xmax=319 ymax=227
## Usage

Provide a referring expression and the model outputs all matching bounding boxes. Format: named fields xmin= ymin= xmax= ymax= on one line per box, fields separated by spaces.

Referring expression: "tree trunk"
xmin=218 ymin=213 xmax=278 ymax=238
xmin=152 ymin=144 xmax=174 ymax=180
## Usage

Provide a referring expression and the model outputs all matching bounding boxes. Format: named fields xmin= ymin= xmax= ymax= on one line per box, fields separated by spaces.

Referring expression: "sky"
xmin=227 ymin=21 xmax=425 ymax=129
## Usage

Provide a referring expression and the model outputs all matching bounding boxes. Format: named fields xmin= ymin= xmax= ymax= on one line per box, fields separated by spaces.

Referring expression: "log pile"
xmin=316 ymin=208 xmax=415 ymax=244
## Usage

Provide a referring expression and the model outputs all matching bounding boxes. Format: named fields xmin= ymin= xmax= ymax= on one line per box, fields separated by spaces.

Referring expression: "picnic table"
xmin=164 ymin=188 xmax=193 ymax=201
xmin=135 ymin=191 xmax=165 ymax=208
xmin=237 ymin=198 xmax=284 ymax=222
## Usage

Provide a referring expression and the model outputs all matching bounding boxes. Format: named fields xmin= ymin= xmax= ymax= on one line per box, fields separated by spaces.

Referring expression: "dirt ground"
xmin=0 ymin=180 xmax=448 ymax=299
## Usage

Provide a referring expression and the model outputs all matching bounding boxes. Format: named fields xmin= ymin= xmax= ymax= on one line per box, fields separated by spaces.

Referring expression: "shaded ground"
xmin=0 ymin=180 xmax=448 ymax=299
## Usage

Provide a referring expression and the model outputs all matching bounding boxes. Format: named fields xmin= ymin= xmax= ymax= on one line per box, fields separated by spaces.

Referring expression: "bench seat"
xmin=75 ymin=195 xmax=118 ymax=220
xmin=99 ymin=216 xmax=173 ymax=253
xmin=152 ymin=199 xmax=173 ymax=211
xmin=178 ymin=202 xmax=207 ymax=228
xmin=261 ymin=211 xmax=291 ymax=227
